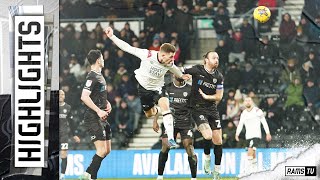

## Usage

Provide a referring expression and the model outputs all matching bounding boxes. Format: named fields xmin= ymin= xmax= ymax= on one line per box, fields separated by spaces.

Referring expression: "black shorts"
xmin=138 ymin=84 xmax=168 ymax=112
xmin=162 ymin=128 xmax=193 ymax=140
xmin=59 ymin=131 xmax=69 ymax=150
xmin=245 ymin=138 xmax=262 ymax=150
xmin=192 ymin=110 xmax=221 ymax=130
xmin=84 ymin=113 xmax=112 ymax=142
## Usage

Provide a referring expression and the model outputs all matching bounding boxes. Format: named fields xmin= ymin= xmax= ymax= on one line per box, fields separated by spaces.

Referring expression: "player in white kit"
xmin=235 ymin=97 xmax=272 ymax=175
xmin=104 ymin=27 xmax=189 ymax=148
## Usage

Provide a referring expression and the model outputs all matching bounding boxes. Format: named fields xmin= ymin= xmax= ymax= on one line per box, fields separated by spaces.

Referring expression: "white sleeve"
xmin=236 ymin=113 xmax=245 ymax=136
xmin=109 ymin=35 xmax=147 ymax=60
xmin=168 ymin=64 xmax=183 ymax=78
xmin=258 ymin=109 xmax=270 ymax=134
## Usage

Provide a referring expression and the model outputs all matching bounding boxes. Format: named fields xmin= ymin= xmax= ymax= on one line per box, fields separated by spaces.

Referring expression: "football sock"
xmin=61 ymin=157 xmax=67 ymax=174
xmin=188 ymin=155 xmax=198 ymax=178
xmin=204 ymin=139 xmax=212 ymax=155
xmin=86 ymin=154 xmax=104 ymax=179
xmin=214 ymin=145 xmax=222 ymax=165
xmin=158 ymin=151 xmax=169 ymax=175
xmin=162 ymin=111 xmax=174 ymax=140
xmin=247 ymin=156 xmax=254 ymax=173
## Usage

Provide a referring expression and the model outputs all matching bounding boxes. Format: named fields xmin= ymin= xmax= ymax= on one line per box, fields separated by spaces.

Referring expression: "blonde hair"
xmin=160 ymin=43 xmax=176 ymax=53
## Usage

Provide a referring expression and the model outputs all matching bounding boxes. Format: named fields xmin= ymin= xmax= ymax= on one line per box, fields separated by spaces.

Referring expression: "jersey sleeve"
xmin=257 ymin=108 xmax=270 ymax=134
xmin=183 ymin=65 xmax=197 ymax=75
xmin=83 ymin=75 xmax=98 ymax=92
xmin=110 ymin=35 xmax=148 ymax=60
xmin=216 ymin=73 xmax=224 ymax=90
xmin=236 ymin=112 xmax=245 ymax=136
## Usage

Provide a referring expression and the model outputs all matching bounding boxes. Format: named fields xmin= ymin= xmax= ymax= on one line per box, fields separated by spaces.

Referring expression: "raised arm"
xmin=105 ymin=27 xmax=147 ymax=59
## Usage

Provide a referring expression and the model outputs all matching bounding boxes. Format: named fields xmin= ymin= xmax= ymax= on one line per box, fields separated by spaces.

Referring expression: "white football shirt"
xmin=110 ymin=35 xmax=183 ymax=91
xmin=236 ymin=107 xmax=270 ymax=139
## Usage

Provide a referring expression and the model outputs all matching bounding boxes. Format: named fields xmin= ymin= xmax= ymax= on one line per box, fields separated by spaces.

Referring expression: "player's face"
xmin=98 ymin=54 xmax=104 ymax=68
xmin=161 ymin=52 xmax=175 ymax=65
xmin=59 ymin=90 xmax=65 ymax=103
xmin=206 ymin=52 xmax=219 ymax=69
xmin=244 ymin=97 xmax=253 ymax=108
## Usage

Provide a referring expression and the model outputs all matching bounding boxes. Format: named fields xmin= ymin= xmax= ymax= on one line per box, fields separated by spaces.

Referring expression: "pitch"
xmin=67 ymin=178 xmax=238 ymax=180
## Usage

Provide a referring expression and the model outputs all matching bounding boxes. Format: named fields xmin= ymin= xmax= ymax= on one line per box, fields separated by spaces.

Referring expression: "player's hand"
xmin=73 ymin=136 xmax=80 ymax=143
xmin=235 ymin=135 xmax=239 ymax=142
xmin=104 ymin=27 xmax=114 ymax=38
xmin=266 ymin=134 xmax=272 ymax=142
xmin=181 ymin=74 xmax=191 ymax=80
xmin=153 ymin=121 xmax=160 ymax=133
xmin=198 ymin=88 xmax=209 ymax=100
xmin=97 ymin=109 xmax=108 ymax=121
xmin=105 ymin=101 xmax=112 ymax=114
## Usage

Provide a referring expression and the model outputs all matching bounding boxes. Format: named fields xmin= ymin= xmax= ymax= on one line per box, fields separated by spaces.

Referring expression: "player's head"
xmin=59 ymin=90 xmax=65 ymax=103
xmin=203 ymin=51 xmax=219 ymax=69
xmin=87 ymin=49 xmax=104 ymax=68
xmin=159 ymin=43 xmax=176 ymax=65
xmin=244 ymin=97 xmax=253 ymax=108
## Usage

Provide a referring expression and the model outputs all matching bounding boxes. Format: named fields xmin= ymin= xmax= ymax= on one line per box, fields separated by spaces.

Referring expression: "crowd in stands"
xmin=60 ymin=0 xmax=320 ymax=149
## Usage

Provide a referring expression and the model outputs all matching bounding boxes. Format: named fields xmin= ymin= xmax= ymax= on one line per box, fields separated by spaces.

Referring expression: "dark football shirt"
xmin=82 ymin=70 xmax=108 ymax=116
xmin=59 ymin=102 xmax=76 ymax=135
xmin=166 ymin=82 xmax=192 ymax=129
xmin=184 ymin=64 xmax=224 ymax=112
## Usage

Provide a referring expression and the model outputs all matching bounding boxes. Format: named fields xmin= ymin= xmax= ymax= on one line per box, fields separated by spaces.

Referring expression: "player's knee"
xmin=105 ymin=148 xmax=111 ymax=156
xmin=96 ymin=148 xmax=107 ymax=158
xmin=184 ymin=145 xmax=195 ymax=157
xmin=212 ymin=138 xmax=222 ymax=145
xmin=60 ymin=150 xmax=68 ymax=159
xmin=203 ymin=132 xmax=212 ymax=140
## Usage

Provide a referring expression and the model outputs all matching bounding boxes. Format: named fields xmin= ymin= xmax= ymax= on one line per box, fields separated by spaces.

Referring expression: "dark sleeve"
xmin=66 ymin=105 xmax=78 ymax=136
xmin=184 ymin=65 xmax=197 ymax=75
xmin=217 ymin=73 xmax=224 ymax=90
xmin=82 ymin=75 xmax=98 ymax=92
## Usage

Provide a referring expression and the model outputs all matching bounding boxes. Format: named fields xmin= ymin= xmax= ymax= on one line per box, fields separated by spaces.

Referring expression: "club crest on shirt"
xmin=86 ymin=80 xmax=92 ymax=87
xmin=183 ymin=92 xmax=188 ymax=97
xmin=213 ymin=78 xmax=217 ymax=83
xmin=63 ymin=109 xmax=67 ymax=113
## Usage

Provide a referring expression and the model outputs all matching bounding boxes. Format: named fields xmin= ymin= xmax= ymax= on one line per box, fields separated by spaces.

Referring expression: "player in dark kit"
xmin=153 ymin=75 xmax=197 ymax=180
xmin=79 ymin=50 xmax=112 ymax=180
xmin=59 ymin=90 xmax=80 ymax=180
xmin=184 ymin=51 xmax=224 ymax=180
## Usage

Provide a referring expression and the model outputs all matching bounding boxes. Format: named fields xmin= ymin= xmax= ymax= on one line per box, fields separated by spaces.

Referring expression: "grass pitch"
xmin=68 ymin=178 xmax=238 ymax=180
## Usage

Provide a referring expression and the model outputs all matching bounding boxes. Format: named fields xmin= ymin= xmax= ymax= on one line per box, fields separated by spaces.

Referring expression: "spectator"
xmin=280 ymin=58 xmax=301 ymax=92
xmin=300 ymin=59 xmax=317 ymax=86
xmin=68 ymin=55 xmax=83 ymax=81
xmin=148 ymin=39 xmax=161 ymax=51
xmin=115 ymin=49 xmax=131 ymax=71
xmin=203 ymin=1 xmax=215 ymax=16
xmin=125 ymin=92 xmax=142 ymax=134
xmin=284 ymin=78 xmax=304 ymax=109
xmin=234 ymin=0 xmax=256 ymax=15
xmin=213 ymin=7 xmax=232 ymax=40
xmin=228 ymin=29 xmax=245 ymax=63
xmin=103 ymin=49 xmax=117 ymax=72
xmin=258 ymin=36 xmax=278 ymax=62
xmin=103 ymin=68 xmax=113 ymax=84
xmin=115 ymin=100 xmax=133 ymax=142
xmin=225 ymin=63 xmax=242 ymax=89
xmin=241 ymin=62 xmax=259 ymax=90
xmin=279 ymin=13 xmax=296 ymax=52
xmin=303 ymin=79 xmax=320 ymax=112
xmin=215 ymin=39 xmax=230 ymax=69
xmin=170 ymin=38 xmax=181 ymax=64
xmin=260 ymin=97 xmax=282 ymax=134
xmin=113 ymin=64 xmax=128 ymax=88
xmin=308 ymin=15 xmax=320 ymax=44
xmin=122 ymin=22 xmax=136 ymax=42
xmin=162 ymin=9 xmax=177 ymax=35
xmin=240 ymin=19 xmax=257 ymax=58
xmin=117 ymin=73 xmax=136 ymax=97
xmin=222 ymin=121 xmax=237 ymax=148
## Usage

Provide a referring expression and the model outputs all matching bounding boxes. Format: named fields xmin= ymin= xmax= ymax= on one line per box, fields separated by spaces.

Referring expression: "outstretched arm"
xmin=105 ymin=27 xmax=147 ymax=59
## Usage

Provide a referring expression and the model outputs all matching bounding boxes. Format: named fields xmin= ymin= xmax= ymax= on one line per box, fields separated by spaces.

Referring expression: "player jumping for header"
xmin=105 ymin=27 xmax=189 ymax=149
